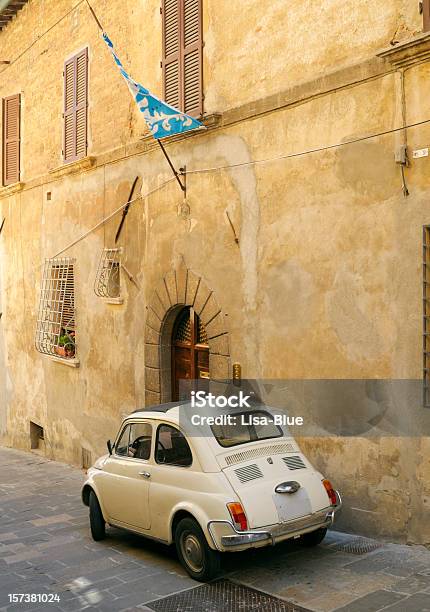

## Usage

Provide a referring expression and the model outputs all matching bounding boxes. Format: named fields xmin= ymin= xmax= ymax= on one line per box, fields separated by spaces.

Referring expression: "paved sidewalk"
xmin=0 ymin=447 xmax=429 ymax=611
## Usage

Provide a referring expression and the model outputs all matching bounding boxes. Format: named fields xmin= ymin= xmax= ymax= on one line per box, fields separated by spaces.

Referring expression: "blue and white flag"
xmin=103 ymin=33 xmax=204 ymax=140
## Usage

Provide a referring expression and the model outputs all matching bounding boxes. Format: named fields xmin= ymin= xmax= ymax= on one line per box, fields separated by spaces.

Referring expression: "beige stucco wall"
xmin=0 ymin=0 xmax=430 ymax=543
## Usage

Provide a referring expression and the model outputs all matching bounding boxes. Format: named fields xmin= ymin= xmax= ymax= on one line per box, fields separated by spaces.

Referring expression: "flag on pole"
xmin=102 ymin=33 xmax=204 ymax=140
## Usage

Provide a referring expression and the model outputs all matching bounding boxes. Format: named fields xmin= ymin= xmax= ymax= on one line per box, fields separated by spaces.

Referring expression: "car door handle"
xmin=138 ymin=471 xmax=151 ymax=479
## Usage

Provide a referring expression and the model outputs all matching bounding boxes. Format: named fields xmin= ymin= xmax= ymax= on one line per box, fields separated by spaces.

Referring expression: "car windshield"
xmin=210 ymin=410 xmax=283 ymax=448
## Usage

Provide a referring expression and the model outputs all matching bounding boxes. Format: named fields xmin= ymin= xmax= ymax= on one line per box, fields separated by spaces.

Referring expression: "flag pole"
xmin=85 ymin=0 xmax=104 ymax=31
xmin=157 ymin=141 xmax=186 ymax=193
xmin=86 ymin=0 xmax=187 ymax=195
xmin=115 ymin=176 xmax=140 ymax=244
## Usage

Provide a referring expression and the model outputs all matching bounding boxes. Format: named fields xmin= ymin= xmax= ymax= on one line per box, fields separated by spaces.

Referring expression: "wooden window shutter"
xmin=162 ymin=0 xmax=181 ymax=109
xmin=182 ymin=0 xmax=203 ymax=116
xmin=162 ymin=0 xmax=202 ymax=117
xmin=424 ymin=0 xmax=430 ymax=31
xmin=2 ymin=94 xmax=20 ymax=186
xmin=64 ymin=48 xmax=88 ymax=163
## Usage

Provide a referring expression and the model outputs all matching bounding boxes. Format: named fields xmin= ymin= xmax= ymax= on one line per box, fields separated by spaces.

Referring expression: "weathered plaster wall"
xmin=0 ymin=0 xmax=430 ymax=544
xmin=0 ymin=0 xmax=422 ymax=178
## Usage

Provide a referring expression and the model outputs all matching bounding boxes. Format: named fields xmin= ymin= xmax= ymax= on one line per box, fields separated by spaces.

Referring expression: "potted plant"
xmin=55 ymin=332 xmax=76 ymax=358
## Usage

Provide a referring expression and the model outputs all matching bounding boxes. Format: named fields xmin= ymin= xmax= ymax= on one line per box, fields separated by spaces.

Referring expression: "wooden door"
xmin=172 ymin=307 xmax=209 ymax=401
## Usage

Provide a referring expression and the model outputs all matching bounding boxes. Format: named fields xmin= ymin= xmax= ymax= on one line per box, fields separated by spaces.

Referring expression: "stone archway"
xmin=144 ymin=264 xmax=231 ymax=405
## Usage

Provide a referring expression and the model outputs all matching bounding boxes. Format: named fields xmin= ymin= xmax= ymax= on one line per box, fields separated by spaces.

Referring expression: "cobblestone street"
xmin=0 ymin=447 xmax=429 ymax=612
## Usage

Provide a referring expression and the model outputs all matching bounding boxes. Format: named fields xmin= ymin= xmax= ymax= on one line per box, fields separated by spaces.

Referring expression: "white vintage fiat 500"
xmin=82 ymin=400 xmax=341 ymax=581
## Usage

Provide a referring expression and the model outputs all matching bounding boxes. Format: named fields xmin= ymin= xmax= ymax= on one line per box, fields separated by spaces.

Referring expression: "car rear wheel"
xmin=175 ymin=517 xmax=221 ymax=581
xmin=89 ymin=491 xmax=106 ymax=541
xmin=300 ymin=527 xmax=327 ymax=547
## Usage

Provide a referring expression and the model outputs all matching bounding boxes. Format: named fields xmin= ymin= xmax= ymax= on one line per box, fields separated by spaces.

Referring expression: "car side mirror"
xmin=107 ymin=439 xmax=113 ymax=455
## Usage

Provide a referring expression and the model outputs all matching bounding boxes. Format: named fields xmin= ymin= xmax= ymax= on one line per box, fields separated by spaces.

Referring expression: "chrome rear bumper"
xmin=208 ymin=490 xmax=342 ymax=551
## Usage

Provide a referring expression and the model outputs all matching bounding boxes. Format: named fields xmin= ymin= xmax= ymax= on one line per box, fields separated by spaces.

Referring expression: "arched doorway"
xmin=171 ymin=306 xmax=210 ymax=401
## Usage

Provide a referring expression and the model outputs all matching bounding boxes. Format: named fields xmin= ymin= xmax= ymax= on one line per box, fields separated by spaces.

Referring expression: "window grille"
xmin=35 ymin=258 xmax=76 ymax=359
xmin=94 ymin=248 xmax=121 ymax=299
xmin=424 ymin=226 xmax=430 ymax=407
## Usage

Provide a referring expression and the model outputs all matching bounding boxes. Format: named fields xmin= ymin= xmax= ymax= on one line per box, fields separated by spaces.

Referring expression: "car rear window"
xmin=210 ymin=410 xmax=283 ymax=448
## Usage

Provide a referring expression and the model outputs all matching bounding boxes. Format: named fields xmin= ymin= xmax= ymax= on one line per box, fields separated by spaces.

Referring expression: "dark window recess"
xmin=63 ymin=48 xmax=88 ymax=163
xmin=2 ymin=93 xmax=20 ymax=186
xmin=162 ymin=0 xmax=203 ymax=117
xmin=423 ymin=0 xmax=430 ymax=31
xmin=156 ymin=424 xmax=193 ymax=466
xmin=30 ymin=421 xmax=44 ymax=450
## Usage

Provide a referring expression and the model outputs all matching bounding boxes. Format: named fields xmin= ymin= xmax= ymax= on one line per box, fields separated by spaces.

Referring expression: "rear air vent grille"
xmin=224 ymin=443 xmax=296 ymax=466
xmin=282 ymin=455 xmax=306 ymax=470
xmin=234 ymin=464 xmax=263 ymax=483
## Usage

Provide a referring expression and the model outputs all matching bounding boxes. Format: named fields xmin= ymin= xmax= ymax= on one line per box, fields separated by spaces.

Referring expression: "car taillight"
xmin=227 ymin=502 xmax=248 ymax=531
xmin=323 ymin=479 xmax=337 ymax=506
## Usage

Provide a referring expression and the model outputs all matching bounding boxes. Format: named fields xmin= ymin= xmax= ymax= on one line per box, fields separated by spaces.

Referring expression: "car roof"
xmin=131 ymin=401 xmax=189 ymax=415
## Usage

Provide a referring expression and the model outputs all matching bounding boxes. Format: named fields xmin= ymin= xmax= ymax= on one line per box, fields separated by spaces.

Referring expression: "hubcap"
xmin=180 ymin=532 xmax=203 ymax=573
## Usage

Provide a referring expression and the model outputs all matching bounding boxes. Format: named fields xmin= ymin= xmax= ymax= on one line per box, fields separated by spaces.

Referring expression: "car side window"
xmin=156 ymin=424 xmax=192 ymax=467
xmin=115 ymin=423 xmax=152 ymax=459
xmin=129 ymin=423 xmax=152 ymax=460
xmin=115 ymin=425 xmax=131 ymax=456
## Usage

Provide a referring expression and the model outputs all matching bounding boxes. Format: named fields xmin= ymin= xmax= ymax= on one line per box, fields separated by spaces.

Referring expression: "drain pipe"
xmin=394 ymin=68 xmax=410 ymax=197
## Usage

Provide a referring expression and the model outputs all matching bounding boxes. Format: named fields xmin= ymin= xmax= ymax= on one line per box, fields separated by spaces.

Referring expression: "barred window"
xmin=35 ymin=258 xmax=76 ymax=359
xmin=94 ymin=248 xmax=121 ymax=301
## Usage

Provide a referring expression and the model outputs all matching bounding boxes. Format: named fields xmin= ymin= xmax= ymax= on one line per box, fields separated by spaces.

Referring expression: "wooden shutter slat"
xmin=2 ymin=93 xmax=20 ymax=186
xmin=63 ymin=49 xmax=87 ymax=162
xmin=76 ymin=51 xmax=88 ymax=107
xmin=184 ymin=49 xmax=200 ymax=113
xmin=182 ymin=0 xmax=202 ymax=117
xmin=165 ymin=60 xmax=180 ymax=107
xmin=163 ymin=0 xmax=179 ymax=56
xmin=183 ymin=0 xmax=199 ymax=47
xmin=162 ymin=0 xmax=181 ymax=109
xmin=64 ymin=57 xmax=76 ymax=163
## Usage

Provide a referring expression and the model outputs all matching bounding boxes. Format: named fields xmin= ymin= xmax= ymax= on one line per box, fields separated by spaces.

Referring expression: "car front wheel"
xmin=175 ymin=517 xmax=221 ymax=581
xmin=89 ymin=491 xmax=106 ymax=541
xmin=300 ymin=527 xmax=327 ymax=547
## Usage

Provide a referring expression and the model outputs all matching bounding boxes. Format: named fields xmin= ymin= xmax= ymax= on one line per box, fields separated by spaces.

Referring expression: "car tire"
xmin=300 ymin=527 xmax=327 ymax=547
xmin=89 ymin=491 xmax=106 ymax=541
xmin=175 ymin=517 xmax=221 ymax=581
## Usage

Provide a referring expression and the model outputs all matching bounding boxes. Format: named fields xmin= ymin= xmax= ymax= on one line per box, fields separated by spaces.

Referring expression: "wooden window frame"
xmin=161 ymin=0 xmax=203 ymax=117
xmin=2 ymin=93 xmax=21 ymax=186
xmin=63 ymin=48 xmax=88 ymax=164
xmin=423 ymin=0 xmax=430 ymax=32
